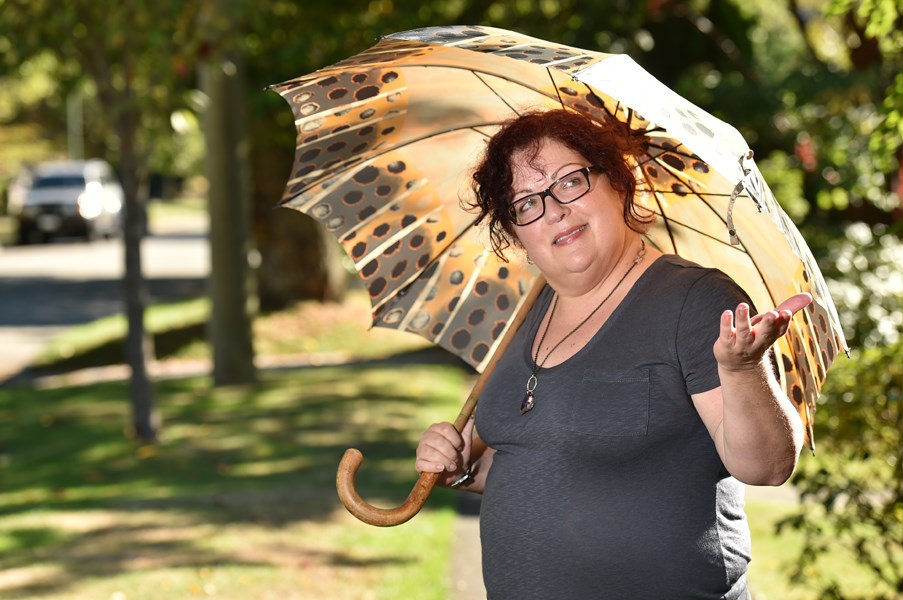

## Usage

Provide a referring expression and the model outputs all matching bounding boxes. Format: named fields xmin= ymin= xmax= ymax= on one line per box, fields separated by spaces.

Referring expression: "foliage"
xmin=0 ymin=0 xmax=211 ymax=439
xmin=821 ymin=222 xmax=903 ymax=348
xmin=736 ymin=0 xmax=902 ymax=234
xmin=784 ymin=220 xmax=903 ymax=597
xmin=0 ymin=1 xmax=199 ymax=175
xmin=827 ymin=0 xmax=903 ymax=170
xmin=779 ymin=340 xmax=902 ymax=598
xmin=746 ymin=498 xmax=896 ymax=599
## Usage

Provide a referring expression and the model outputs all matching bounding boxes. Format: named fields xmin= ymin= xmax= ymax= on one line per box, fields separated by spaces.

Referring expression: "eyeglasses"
xmin=508 ymin=166 xmax=596 ymax=226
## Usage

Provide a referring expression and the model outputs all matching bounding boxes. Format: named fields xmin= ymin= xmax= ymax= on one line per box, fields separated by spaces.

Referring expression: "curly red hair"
xmin=469 ymin=109 xmax=654 ymax=258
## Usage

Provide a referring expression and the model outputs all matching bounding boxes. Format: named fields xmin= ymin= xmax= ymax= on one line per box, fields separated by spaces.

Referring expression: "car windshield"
xmin=33 ymin=175 xmax=86 ymax=189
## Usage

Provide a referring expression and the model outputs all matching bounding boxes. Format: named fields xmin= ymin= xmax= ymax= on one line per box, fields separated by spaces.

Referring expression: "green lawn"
xmin=0 ymin=363 xmax=468 ymax=599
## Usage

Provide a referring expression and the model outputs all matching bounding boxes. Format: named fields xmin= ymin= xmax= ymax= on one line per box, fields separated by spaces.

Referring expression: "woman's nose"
xmin=543 ymin=194 xmax=569 ymax=223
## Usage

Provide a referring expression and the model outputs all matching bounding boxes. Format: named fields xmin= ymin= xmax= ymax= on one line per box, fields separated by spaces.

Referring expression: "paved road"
xmin=0 ymin=215 xmax=208 ymax=382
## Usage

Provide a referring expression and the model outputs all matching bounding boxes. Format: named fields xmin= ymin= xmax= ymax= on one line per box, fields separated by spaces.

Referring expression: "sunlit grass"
xmin=1 ymin=505 xmax=457 ymax=600
xmin=32 ymin=288 xmax=430 ymax=370
xmin=0 ymin=363 xmax=467 ymax=599
xmin=251 ymin=289 xmax=432 ymax=360
xmin=746 ymin=498 xmax=897 ymax=599
xmin=147 ymin=195 xmax=206 ymax=219
xmin=32 ymin=297 xmax=210 ymax=367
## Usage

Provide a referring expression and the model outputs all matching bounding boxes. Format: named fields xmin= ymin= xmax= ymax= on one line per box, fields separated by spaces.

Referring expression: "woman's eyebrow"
xmin=513 ymin=162 xmax=583 ymax=196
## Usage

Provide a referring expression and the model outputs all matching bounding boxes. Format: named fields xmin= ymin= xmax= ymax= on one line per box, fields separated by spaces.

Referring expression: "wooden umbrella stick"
xmin=336 ymin=275 xmax=547 ymax=526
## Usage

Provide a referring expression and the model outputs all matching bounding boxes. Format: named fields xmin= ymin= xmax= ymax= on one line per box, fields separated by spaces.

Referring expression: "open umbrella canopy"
xmin=270 ymin=25 xmax=847 ymax=451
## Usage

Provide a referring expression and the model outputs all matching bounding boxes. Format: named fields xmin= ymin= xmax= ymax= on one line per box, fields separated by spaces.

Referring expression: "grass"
xmin=0 ymin=363 xmax=470 ymax=599
xmin=746 ymin=496 xmax=898 ymax=599
xmin=148 ymin=195 xmax=206 ymax=215
xmin=4 ymin=222 xmax=462 ymax=599
xmin=32 ymin=297 xmax=211 ymax=369
xmin=31 ymin=289 xmax=430 ymax=375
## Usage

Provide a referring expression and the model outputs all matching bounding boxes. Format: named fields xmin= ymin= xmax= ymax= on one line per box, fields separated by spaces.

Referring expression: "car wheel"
xmin=17 ymin=225 xmax=44 ymax=245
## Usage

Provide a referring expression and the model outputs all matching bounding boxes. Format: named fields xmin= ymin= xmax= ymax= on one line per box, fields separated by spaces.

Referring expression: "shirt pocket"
xmin=567 ymin=368 xmax=650 ymax=437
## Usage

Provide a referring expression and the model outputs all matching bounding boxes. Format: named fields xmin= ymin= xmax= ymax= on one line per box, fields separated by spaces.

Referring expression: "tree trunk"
xmin=118 ymin=114 xmax=160 ymax=442
xmin=255 ymin=208 xmax=349 ymax=311
xmin=200 ymin=2 xmax=257 ymax=386
xmin=250 ymin=105 xmax=349 ymax=311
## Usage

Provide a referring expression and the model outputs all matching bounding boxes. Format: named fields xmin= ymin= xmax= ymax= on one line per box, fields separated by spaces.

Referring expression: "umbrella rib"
xmin=649 ymin=189 xmax=740 ymax=199
xmin=284 ymin=63 xmax=595 ymax=198
xmin=571 ymin=85 xmax=694 ymax=163
xmin=433 ymin=251 xmax=491 ymax=345
xmin=282 ymin=122 xmax=498 ymax=204
xmin=551 ymin=68 xmax=567 ymax=109
xmin=647 ymin=191 xmax=678 ymax=253
xmin=393 ymin=260 xmax=446 ymax=332
xmin=570 ymin=79 xmax=704 ymax=165
xmin=442 ymin=33 xmax=493 ymax=47
xmin=575 ymin=81 xmax=624 ymax=124
xmin=471 ymin=71 xmax=524 ymax=116
xmin=369 ymin=214 xmax=482 ymax=316
xmin=655 ymin=214 xmax=745 ymax=249
xmin=642 ymin=142 xmax=701 ymax=161
xmin=352 ymin=185 xmax=442 ymax=265
xmin=683 ymin=190 xmax=781 ymax=307
xmin=573 ymin=80 xmax=669 ymax=139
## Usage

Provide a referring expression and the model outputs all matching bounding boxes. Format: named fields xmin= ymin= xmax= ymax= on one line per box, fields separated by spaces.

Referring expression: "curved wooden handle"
xmin=336 ymin=448 xmax=441 ymax=526
xmin=335 ymin=275 xmax=547 ymax=526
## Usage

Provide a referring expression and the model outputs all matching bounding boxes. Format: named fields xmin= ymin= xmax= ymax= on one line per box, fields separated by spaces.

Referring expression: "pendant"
xmin=521 ymin=373 xmax=538 ymax=415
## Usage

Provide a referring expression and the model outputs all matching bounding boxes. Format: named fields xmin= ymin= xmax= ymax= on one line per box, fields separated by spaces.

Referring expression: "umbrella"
xmin=269 ymin=25 xmax=848 ymax=526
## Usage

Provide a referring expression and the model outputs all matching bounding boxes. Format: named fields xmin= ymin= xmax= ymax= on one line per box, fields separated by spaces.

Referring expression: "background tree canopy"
xmin=0 ymin=0 xmax=900 ymax=595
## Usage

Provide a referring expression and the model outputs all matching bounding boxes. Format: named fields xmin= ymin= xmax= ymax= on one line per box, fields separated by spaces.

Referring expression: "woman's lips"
xmin=553 ymin=224 xmax=587 ymax=246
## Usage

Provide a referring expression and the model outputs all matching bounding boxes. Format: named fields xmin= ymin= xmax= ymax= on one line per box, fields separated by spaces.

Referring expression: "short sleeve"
xmin=677 ymin=269 xmax=753 ymax=395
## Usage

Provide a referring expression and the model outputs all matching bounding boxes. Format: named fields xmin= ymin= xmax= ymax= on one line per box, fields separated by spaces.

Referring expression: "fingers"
xmin=415 ymin=421 xmax=466 ymax=474
xmin=750 ymin=293 xmax=812 ymax=327
xmin=776 ymin=292 xmax=813 ymax=316
xmin=735 ymin=303 xmax=752 ymax=339
xmin=720 ymin=303 xmax=752 ymax=345
xmin=720 ymin=308 xmax=735 ymax=343
xmin=461 ymin=416 xmax=476 ymax=440
xmin=716 ymin=295 xmax=809 ymax=371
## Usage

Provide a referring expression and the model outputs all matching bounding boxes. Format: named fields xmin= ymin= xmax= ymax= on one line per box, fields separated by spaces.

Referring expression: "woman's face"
xmin=510 ymin=138 xmax=632 ymax=289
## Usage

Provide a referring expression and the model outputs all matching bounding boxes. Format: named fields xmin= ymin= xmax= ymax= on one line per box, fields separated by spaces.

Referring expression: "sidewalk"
xmin=450 ymin=494 xmax=486 ymax=600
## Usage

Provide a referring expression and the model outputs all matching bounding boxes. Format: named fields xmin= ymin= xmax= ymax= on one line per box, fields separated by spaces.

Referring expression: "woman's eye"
xmin=560 ymin=175 xmax=581 ymax=189
xmin=518 ymin=197 xmax=537 ymax=213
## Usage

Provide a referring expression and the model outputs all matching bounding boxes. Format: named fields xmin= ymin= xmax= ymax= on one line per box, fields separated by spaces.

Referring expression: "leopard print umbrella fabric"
xmin=270 ymin=25 xmax=847 ymax=450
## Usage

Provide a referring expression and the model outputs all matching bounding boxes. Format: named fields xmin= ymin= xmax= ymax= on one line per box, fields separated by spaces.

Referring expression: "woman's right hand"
xmin=415 ymin=418 xmax=475 ymax=487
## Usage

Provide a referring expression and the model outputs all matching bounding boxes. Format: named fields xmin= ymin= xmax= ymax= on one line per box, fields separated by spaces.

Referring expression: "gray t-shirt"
xmin=475 ymin=255 xmax=752 ymax=599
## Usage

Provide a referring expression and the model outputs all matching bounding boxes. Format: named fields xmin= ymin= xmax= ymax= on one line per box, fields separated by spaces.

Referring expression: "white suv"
xmin=10 ymin=159 xmax=124 ymax=243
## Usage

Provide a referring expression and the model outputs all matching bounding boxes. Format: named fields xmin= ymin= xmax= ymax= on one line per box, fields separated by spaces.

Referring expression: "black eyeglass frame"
xmin=508 ymin=166 xmax=598 ymax=227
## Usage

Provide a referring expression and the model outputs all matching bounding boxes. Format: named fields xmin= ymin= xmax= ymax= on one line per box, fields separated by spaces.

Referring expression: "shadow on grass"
xmin=0 ymin=356 xmax=468 ymax=598
xmin=18 ymin=321 xmax=208 ymax=378
xmin=1 ymin=516 xmax=418 ymax=600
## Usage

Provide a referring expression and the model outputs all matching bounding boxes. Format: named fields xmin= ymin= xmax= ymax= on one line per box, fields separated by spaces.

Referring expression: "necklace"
xmin=520 ymin=240 xmax=647 ymax=415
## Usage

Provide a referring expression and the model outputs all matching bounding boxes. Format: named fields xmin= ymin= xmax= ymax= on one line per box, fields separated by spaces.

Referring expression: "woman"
xmin=415 ymin=109 xmax=808 ymax=599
